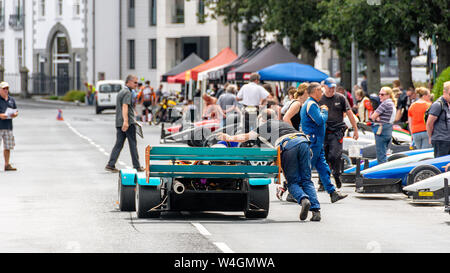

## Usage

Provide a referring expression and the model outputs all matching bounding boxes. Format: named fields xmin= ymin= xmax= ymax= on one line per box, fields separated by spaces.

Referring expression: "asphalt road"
xmin=1 ymin=98 xmax=450 ymax=253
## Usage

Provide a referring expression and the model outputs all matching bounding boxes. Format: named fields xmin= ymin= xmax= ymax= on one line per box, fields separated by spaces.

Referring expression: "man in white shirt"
xmin=236 ymin=73 xmax=269 ymax=133
xmin=237 ymin=73 xmax=270 ymax=107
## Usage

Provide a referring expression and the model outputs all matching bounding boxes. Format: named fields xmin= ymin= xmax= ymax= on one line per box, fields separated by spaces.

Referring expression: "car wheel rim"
xmin=414 ymin=170 xmax=437 ymax=183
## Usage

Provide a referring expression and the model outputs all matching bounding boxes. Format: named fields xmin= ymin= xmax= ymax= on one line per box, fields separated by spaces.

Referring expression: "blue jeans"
xmin=281 ymin=140 xmax=320 ymax=211
xmin=311 ymin=145 xmax=336 ymax=194
xmin=372 ymin=123 xmax=393 ymax=164
xmin=412 ymin=131 xmax=432 ymax=150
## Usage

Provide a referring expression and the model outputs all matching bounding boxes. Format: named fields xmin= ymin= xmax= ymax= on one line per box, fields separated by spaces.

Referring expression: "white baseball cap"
xmin=0 ymin=82 xmax=10 ymax=89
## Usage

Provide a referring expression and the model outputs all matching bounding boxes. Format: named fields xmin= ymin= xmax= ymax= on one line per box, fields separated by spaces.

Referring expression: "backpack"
xmin=425 ymin=98 xmax=447 ymax=127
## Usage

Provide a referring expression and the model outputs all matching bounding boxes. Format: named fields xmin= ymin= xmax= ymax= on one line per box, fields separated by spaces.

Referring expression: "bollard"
xmin=57 ymin=109 xmax=64 ymax=121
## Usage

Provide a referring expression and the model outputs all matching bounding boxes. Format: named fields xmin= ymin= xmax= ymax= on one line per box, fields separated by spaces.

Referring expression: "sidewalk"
xmin=15 ymin=96 xmax=90 ymax=107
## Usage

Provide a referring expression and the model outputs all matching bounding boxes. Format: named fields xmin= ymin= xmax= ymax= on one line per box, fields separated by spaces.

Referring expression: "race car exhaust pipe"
xmin=174 ymin=182 xmax=185 ymax=195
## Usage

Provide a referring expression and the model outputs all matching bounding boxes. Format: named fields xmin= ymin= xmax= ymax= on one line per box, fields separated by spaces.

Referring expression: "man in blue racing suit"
xmin=301 ymin=82 xmax=348 ymax=203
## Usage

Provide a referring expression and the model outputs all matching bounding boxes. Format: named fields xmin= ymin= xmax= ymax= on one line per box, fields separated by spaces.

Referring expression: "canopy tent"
xmin=168 ymin=47 xmax=237 ymax=84
xmin=227 ymin=42 xmax=303 ymax=82
xmin=207 ymin=47 xmax=264 ymax=82
xmin=198 ymin=64 xmax=229 ymax=82
xmin=161 ymin=53 xmax=204 ymax=82
xmin=258 ymin=62 xmax=329 ymax=83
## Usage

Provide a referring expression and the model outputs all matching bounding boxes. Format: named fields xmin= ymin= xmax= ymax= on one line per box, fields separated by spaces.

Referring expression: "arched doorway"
xmin=50 ymin=32 xmax=71 ymax=96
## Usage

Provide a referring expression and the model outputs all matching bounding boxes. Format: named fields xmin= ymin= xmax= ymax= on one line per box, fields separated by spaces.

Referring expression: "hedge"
xmin=432 ymin=66 xmax=450 ymax=99
xmin=61 ymin=90 xmax=86 ymax=103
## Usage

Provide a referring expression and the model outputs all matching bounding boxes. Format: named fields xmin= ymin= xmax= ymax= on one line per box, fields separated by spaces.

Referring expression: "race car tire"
xmin=387 ymin=153 xmax=408 ymax=162
xmin=136 ymin=184 xmax=162 ymax=219
xmin=406 ymin=165 xmax=441 ymax=186
xmin=245 ymin=185 xmax=269 ymax=219
xmin=118 ymin=176 xmax=136 ymax=212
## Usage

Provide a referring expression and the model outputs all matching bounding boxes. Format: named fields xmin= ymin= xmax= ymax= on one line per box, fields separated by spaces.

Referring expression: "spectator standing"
xmin=202 ymin=94 xmax=224 ymax=121
xmin=301 ymin=83 xmax=348 ymax=203
xmin=156 ymin=84 xmax=163 ymax=103
xmin=337 ymin=86 xmax=354 ymax=108
xmin=426 ymin=81 xmax=450 ymax=158
xmin=283 ymin=83 xmax=309 ymax=130
xmin=0 ymin=82 xmax=18 ymax=171
xmin=354 ymin=89 xmax=374 ymax=123
xmin=138 ymin=81 xmax=156 ymax=123
xmin=236 ymin=73 xmax=270 ymax=132
xmin=215 ymin=83 xmax=229 ymax=99
xmin=217 ymin=85 xmax=240 ymax=127
xmin=408 ymin=87 xmax=432 ymax=149
xmin=395 ymin=87 xmax=418 ymax=130
xmin=281 ymin=87 xmax=297 ymax=116
xmin=360 ymin=72 xmax=368 ymax=95
xmin=320 ymin=80 xmax=359 ymax=189
xmin=370 ymin=87 xmax=396 ymax=164
xmin=105 ymin=75 xmax=144 ymax=173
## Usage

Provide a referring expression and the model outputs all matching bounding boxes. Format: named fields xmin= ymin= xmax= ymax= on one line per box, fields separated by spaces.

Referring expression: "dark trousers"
xmin=324 ymin=133 xmax=343 ymax=185
xmin=432 ymin=140 xmax=450 ymax=158
xmin=281 ymin=140 xmax=320 ymax=210
xmin=107 ymin=125 xmax=140 ymax=169
xmin=244 ymin=109 xmax=258 ymax=133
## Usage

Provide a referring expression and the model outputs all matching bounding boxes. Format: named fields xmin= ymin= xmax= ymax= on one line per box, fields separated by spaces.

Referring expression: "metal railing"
xmin=29 ymin=73 xmax=80 ymax=96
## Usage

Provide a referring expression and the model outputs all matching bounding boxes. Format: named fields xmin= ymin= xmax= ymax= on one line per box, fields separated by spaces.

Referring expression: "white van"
xmin=95 ymin=80 xmax=125 ymax=114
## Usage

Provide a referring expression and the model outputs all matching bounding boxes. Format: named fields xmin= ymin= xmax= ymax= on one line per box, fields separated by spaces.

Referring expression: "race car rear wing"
xmin=144 ymin=146 xmax=282 ymax=183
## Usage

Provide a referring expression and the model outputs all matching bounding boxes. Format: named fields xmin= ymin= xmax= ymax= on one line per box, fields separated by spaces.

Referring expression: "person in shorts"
xmin=0 ymin=82 xmax=19 ymax=171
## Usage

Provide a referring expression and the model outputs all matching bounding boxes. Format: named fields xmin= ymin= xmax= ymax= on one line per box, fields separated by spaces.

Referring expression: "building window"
xmin=40 ymin=0 xmax=45 ymax=17
xmin=149 ymin=39 xmax=156 ymax=69
xmin=73 ymin=0 xmax=80 ymax=17
xmin=57 ymin=0 xmax=63 ymax=16
xmin=172 ymin=0 xmax=184 ymax=24
xmin=198 ymin=0 xmax=205 ymax=23
xmin=0 ymin=39 xmax=4 ymax=67
xmin=128 ymin=40 xmax=135 ymax=70
xmin=149 ymin=0 xmax=156 ymax=26
xmin=128 ymin=0 xmax=135 ymax=28
xmin=17 ymin=39 xmax=23 ymax=69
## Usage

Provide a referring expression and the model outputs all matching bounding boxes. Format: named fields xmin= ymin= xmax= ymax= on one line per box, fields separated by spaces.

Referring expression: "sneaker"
xmin=311 ymin=211 xmax=321 ymax=222
xmin=299 ymin=198 xmax=311 ymax=221
xmin=105 ymin=165 xmax=120 ymax=173
xmin=5 ymin=164 xmax=17 ymax=171
xmin=330 ymin=191 xmax=348 ymax=203
xmin=276 ymin=186 xmax=286 ymax=201
xmin=317 ymin=184 xmax=325 ymax=192
xmin=136 ymin=167 xmax=145 ymax=172
xmin=286 ymin=193 xmax=297 ymax=203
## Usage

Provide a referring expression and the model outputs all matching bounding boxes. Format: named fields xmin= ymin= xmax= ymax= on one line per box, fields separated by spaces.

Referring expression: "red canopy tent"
xmin=168 ymin=47 xmax=237 ymax=84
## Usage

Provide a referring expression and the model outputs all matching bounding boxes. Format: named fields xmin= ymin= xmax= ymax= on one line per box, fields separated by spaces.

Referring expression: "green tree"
xmin=200 ymin=0 xmax=268 ymax=50
xmin=321 ymin=0 xmax=398 ymax=94
xmin=264 ymin=0 xmax=324 ymax=66
xmin=421 ymin=0 xmax=450 ymax=77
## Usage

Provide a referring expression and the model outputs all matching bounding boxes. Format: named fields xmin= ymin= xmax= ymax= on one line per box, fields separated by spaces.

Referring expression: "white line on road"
xmin=192 ymin=223 xmax=211 ymax=236
xmin=214 ymin=242 xmax=234 ymax=253
xmin=64 ymin=121 xmax=132 ymax=169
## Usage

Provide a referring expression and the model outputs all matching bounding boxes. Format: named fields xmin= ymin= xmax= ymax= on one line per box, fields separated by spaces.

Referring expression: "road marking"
xmin=214 ymin=242 xmax=234 ymax=253
xmin=192 ymin=223 xmax=211 ymax=236
xmin=65 ymin=121 xmax=132 ymax=169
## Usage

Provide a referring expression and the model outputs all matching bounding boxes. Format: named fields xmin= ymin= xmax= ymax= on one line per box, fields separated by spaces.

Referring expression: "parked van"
xmin=95 ymin=80 xmax=125 ymax=114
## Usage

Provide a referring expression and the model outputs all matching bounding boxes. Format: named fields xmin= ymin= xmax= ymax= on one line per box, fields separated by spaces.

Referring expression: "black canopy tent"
xmin=227 ymin=42 xmax=303 ymax=82
xmin=161 ymin=53 xmax=204 ymax=82
xmin=207 ymin=47 xmax=264 ymax=83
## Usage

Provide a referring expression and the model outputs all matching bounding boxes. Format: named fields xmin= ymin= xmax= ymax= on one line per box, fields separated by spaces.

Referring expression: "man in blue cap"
xmin=301 ymin=82 xmax=348 ymax=203
xmin=319 ymin=78 xmax=359 ymax=190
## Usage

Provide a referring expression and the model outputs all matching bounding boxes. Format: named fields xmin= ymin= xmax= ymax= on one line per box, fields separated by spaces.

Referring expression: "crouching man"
xmin=217 ymin=109 xmax=321 ymax=222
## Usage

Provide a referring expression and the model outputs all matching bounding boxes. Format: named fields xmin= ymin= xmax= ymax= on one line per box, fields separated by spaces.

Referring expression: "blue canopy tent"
xmin=258 ymin=62 xmax=329 ymax=83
